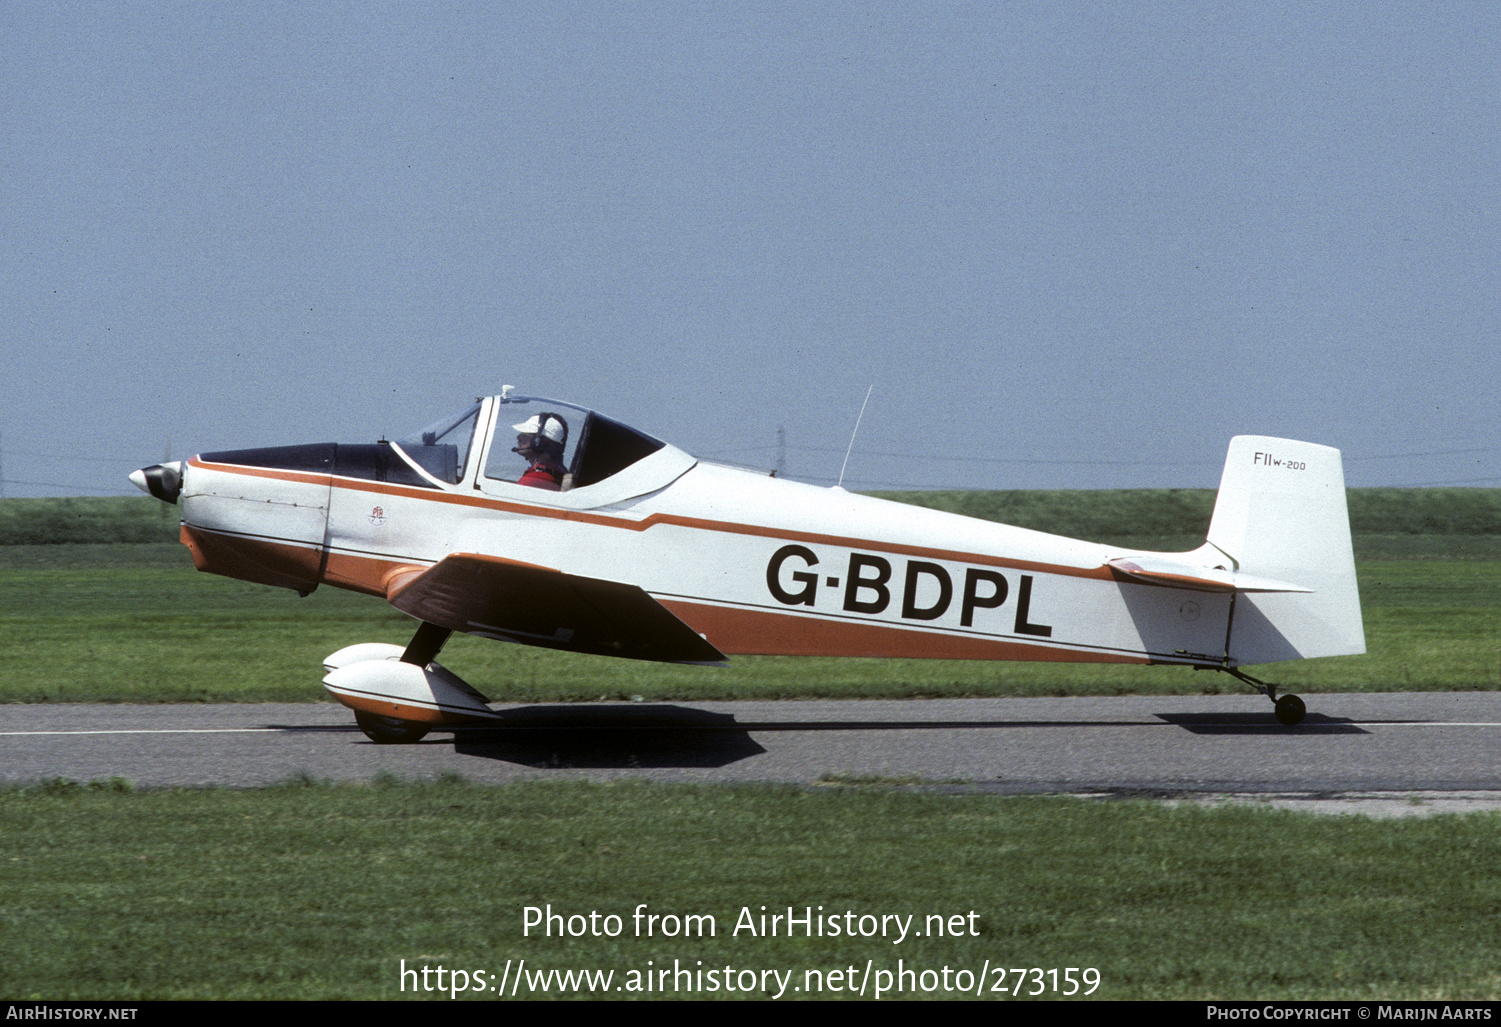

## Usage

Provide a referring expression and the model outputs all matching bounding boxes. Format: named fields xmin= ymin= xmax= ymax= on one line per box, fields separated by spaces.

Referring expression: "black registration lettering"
xmin=901 ymin=561 xmax=953 ymax=620
xmin=766 ymin=544 xmax=819 ymax=606
xmin=843 ymin=554 xmax=892 ymax=613
xmin=1013 ymin=574 xmax=1053 ymax=637
xmin=961 ymin=569 xmax=1008 ymax=627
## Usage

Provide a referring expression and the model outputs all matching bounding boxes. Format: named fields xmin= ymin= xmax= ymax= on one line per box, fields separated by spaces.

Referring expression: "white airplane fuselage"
xmin=135 ymin=391 xmax=1363 ymax=733
xmin=180 ymin=450 xmax=1237 ymax=668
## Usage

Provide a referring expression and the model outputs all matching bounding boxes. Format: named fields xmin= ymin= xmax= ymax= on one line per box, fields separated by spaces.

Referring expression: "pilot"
xmin=512 ymin=412 xmax=569 ymax=490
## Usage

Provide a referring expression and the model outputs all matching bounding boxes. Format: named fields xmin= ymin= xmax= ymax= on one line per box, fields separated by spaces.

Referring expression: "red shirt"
xmin=518 ymin=460 xmax=564 ymax=491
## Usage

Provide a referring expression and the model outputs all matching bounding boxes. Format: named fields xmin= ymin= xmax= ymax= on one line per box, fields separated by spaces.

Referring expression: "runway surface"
xmin=2 ymin=693 xmax=1499 ymax=813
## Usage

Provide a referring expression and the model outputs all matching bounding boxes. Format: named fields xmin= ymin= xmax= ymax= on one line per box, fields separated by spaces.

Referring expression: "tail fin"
xmin=1204 ymin=436 xmax=1365 ymax=666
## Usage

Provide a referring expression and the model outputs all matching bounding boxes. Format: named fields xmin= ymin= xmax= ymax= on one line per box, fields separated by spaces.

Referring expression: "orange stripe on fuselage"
xmin=187 ymin=458 xmax=1116 ymax=581
xmin=321 ymin=550 xmax=429 ymax=598
xmin=659 ymin=599 xmax=1150 ymax=664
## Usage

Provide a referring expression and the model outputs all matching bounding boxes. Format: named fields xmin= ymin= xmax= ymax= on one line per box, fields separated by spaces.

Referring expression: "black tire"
xmin=1274 ymin=694 xmax=1306 ymax=726
xmin=354 ymin=711 xmax=432 ymax=744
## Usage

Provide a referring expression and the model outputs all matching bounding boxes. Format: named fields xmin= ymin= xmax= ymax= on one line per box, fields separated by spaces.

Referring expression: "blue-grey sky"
xmin=4 ymin=2 xmax=1496 ymax=497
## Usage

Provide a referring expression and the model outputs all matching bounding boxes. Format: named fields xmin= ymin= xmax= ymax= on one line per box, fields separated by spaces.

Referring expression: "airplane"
xmin=130 ymin=386 xmax=1364 ymax=742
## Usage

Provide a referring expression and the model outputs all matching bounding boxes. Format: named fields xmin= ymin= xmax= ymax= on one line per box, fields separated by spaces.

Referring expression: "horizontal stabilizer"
xmin=1107 ymin=555 xmax=1311 ymax=594
xmin=386 ymin=553 xmax=727 ymax=664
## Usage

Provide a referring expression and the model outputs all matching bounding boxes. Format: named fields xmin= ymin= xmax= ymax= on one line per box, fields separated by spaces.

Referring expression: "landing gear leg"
xmin=1214 ymin=666 xmax=1307 ymax=726
xmin=402 ymin=621 xmax=453 ymax=666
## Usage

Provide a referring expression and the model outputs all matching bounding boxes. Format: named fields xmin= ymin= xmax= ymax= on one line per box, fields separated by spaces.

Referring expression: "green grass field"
xmin=2 ymin=780 xmax=1499 ymax=1001
xmin=1 ymin=493 xmax=1498 ymax=1002
xmin=0 ymin=540 xmax=1495 ymax=703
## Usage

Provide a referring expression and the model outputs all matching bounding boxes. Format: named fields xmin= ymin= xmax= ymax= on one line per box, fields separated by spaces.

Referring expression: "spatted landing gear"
xmin=350 ymin=623 xmax=448 ymax=744
xmin=354 ymin=710 xmax=432 ymax=744
xmin=1274 ymin=694 xmax=1307 ymax=726
xmin=326 ymin=623 xmax=481 ymax=744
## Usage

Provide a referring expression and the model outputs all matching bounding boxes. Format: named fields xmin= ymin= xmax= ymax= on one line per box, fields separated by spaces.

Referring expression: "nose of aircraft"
xmin=130 ymin=461 xmax=184 ymax=504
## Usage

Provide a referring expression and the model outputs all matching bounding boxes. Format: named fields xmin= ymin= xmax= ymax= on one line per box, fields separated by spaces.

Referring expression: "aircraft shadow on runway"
xmin=420 ymin=704 xmax=1371 ymax=769
xmin=1154 ymin=713 xmax=1368 ymax=735
xmin=448 ymin=705 xmax=768 ymax=769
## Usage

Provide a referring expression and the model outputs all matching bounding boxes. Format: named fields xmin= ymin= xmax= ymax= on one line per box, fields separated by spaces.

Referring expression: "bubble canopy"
xmin=196 ymin=392 xmax=688 ymax=506
xmin=393 ymin=394 xmax=672 ymax=492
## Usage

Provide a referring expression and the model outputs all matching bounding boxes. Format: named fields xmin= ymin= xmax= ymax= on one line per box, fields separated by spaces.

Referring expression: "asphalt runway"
xmin=2 ymin=693 xmax=1499 ymax=813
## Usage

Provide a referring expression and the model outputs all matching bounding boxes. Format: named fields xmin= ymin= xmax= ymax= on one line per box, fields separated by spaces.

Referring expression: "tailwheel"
xmin=1274 ymin=694 xmax=1307 ymax=727
xmin=354 ymin=710 xmax=432 ymax=744
xmin=1212 ymin=666 xmax=1310 ymax=726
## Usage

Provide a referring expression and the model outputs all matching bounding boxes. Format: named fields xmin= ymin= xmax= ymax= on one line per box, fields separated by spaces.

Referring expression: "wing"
xmin=384 ymin=553 xmax=727 ymax=664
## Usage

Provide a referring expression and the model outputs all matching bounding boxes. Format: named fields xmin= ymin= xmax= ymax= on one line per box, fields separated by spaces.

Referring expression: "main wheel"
xmin=354 ymin=710 xmax=432 ymax=744
xmin=1274 ymin=694 xmax=1307 ymax=726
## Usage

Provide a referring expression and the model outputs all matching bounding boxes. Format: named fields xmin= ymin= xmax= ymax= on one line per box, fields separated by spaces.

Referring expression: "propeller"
xmin=129 ymin=461 xmax=184 ymax=504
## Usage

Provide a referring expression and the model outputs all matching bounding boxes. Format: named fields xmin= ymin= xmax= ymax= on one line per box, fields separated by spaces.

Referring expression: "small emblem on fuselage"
xmin=367 ymin=506 xmax=387 ymax=526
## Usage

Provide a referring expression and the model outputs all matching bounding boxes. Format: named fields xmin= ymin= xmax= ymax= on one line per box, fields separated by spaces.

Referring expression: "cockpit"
xmin=193 ymin=389 xmax=696 ymax=510
xmin=394 ymin=391 xmax=669 ymax=494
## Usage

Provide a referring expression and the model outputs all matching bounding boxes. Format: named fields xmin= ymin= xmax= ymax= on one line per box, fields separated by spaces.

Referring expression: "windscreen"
xmin=394 ymin=402 xmax=481 ymax=484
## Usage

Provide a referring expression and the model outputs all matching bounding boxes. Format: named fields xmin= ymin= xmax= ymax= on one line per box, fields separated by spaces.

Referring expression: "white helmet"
xmin=512 ymin=413 xmax=567 ymax=446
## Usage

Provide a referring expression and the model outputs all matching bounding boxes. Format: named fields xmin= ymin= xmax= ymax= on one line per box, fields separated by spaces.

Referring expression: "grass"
xmin=3 ymin=494 xmax=1498 ymax=1003
xmin=0 ymin=543 xmax=1497 ymax=702
xmin=0 ymin=486 xmax=1495 ymax=702
xmin=1 ymin=780 xmax=1498 ymax=1001
xmin=0 ymin=545 xmax=410 ymax=703
xmin=0 ymin=497 xmax=178 ymax=546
